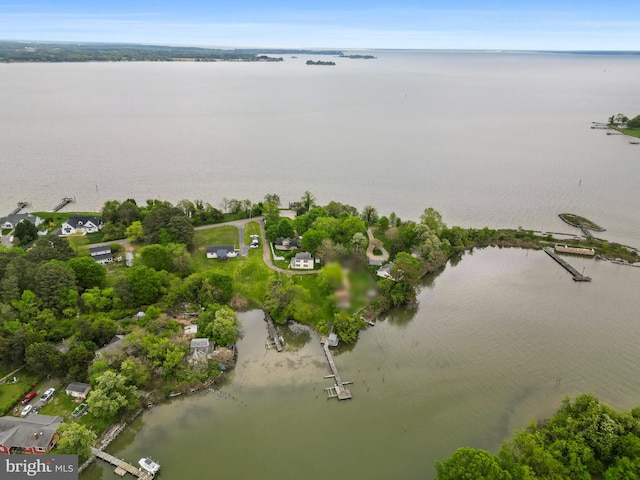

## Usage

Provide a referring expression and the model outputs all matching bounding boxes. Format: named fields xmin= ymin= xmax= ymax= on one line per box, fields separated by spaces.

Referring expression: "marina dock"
xmin=53 ymin=197 xmax=74 ymax=212
xmin=544 ymin=248 xmax=592 ymax=282
xmin=320 ymin=338 xmax=352 ymax=400
xmin=91 ymin=447 xmax=154 ymax=479
xmin=264 ymin=310 xmax=283 ymax=352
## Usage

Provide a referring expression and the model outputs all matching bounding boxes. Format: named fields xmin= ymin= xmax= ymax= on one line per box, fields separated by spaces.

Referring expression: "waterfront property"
xmin=544 ymin=248 xmax=592 ymax=282
xmin=0 ymin=213 xmax=42 ymax=229
xmin=0 ymin=414 xmax=62 ymax=454
xmin=206 ymin=245 xmax=238 ymax=259
xmin=61 ymin=216 xmax=103 ymax=235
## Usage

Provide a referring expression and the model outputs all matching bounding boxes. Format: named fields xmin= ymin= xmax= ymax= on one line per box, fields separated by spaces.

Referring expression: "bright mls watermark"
xmin=2 ymin=455 xmax=78 ymax=479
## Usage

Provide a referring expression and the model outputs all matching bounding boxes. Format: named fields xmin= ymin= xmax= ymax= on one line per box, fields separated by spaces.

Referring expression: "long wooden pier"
xmin=320 ymin=339 xmax=352 ymax=400
xmin=544 ymin=248 xmax=592 ymax=282
xmin=91 ymin=447 xmax=154 ymax=479
xmin=53 ymin=197 xmax=74 ymax=212
xmin=10 ymin=201 xmax=30 ymax=215
xmin=263 ymin=310 xmax=283 ymax=352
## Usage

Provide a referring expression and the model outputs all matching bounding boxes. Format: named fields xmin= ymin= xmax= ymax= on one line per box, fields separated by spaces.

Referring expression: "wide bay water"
xmin=1 ymin=50 xmax=639 ymax=478
xmin=81 ymin=247 xmax=640 ymax=480
xmin=1 ymin=51 xmax=639 ymax=245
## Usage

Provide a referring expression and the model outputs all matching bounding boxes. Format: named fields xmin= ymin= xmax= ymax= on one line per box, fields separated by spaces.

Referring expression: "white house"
xmin=65 ymin=382 xmax=91 ymax=400
xmin=206 ymin=245 xmax=238 ymax=259
xmin=89 ymin=245 xmax=113 ymax=265
xmin=290 ymin=252 xmax=314 ymax=270
xmin=376 ymin=263 xmax=395 ymax=280
xmin=61 ymin=216 xmax=103 ymax=235
xmin=0 ymin=213 xmax=43 ymax=230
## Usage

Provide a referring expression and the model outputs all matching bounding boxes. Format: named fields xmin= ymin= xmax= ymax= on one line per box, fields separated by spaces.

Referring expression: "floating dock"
xmin=91 ymin=447 xmax=155 ymax=479
xmin=10 ymin=201 xmax=30 ymax=215
xmin=53 ymin=197 xmax=74 ymax=212
xmin=263 ymin=310 xmax=283 ymax=352
xmin=320 ymin=338 xmax=352 ymax=400
xmin=544 ymin=248 xmax=592 ymax=282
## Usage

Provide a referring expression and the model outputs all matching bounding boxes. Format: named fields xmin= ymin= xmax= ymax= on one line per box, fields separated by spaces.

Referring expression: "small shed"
xmin=65 ymin=382 xmax=91 ymax=400
xmin=190 ymin=338 xmax=213 ymax=355
xmin=327 ymin=332 xmax=340 ymax=347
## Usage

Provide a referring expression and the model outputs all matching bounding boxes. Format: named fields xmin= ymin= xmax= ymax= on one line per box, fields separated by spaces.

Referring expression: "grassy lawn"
xmin=348 ymin=269 xmax=377 ymax=313
xmin=0 ymin=371 xmax=42 ymax=415
xmin=293 ymin=275 xmax=333 ymax=326
xmin=243 ymin=221 xmax=261 ymax=244
xmin=39 ymin=391 xmax=112 ymax=434
xmin=191 ymin=227 xmax=239 ymax=271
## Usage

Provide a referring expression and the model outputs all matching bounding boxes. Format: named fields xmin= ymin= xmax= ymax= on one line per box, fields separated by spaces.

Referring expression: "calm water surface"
xmin=81 ymin=248 xmax=640 ymax=480
xmin=1 ymin=51 xmax=639 ymax=245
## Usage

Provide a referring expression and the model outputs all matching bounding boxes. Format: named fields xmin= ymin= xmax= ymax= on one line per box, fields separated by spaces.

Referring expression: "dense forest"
xmin=436 ymin=394 xmax=640 ymax=479
xmin=0 ymin=41 xmax=342 ymax=63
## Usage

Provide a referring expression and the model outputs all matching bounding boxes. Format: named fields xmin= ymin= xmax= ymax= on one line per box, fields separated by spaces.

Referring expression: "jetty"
xmin=10 ymin=201 xmax=30 ymax=215
xmin=53 ymin=197 xmax=74 ymax=212
xmin=320 ymin=337 xmax=352 ymax=400
xmin=91 ymin=447 xmax=155 ymax=479
xmin=544 ymin=248 xmax=592 ymax=282
xmin=263 ymin=310 xmax=283 ymax=352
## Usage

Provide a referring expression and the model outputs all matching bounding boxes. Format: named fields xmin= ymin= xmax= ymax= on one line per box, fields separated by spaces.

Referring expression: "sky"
xmin=1 ymin=0 xmax=639 ymax=51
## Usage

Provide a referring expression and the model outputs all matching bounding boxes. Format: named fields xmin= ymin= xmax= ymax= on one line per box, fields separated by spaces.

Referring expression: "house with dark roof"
xmin=206 ymin=245 xmax=238 ymax=260
xmin=290 ymin=252 xmax=314 ymax=270
xmin=89 ymin=245 xmax=113 ymax=265
xmin=0 ymin=414 xmax=63 ymax=454
xmin=61 ymin=216 xmax=103 ymax=235
xmin=0 ymin=213 xmax=43 ymax=230
xmin=65 ymin=382 xmax=91 ymax=400
xmin=275 ymin=237 xmax=301 ymax=250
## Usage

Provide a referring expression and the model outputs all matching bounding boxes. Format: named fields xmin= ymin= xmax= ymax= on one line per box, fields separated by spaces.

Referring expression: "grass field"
xmin=0 ymin=371 xmax=42 ymax=415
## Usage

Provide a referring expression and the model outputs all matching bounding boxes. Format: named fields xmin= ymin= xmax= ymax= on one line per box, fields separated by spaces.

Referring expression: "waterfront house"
xmin=206 ymin=245 xmax=238 ymax=259
xmin=0 ymin=213 xmax=43 ymax=230
xmin=290 ymin=252 xmax=314 ymax=269
xmin=61 ymin=216 xmax=103 ymax=235
xmin=65 ymin=382 xmax=91 ymax=400
xmin=0 ymin=414 xmax=63 ymax=454
xmin=376 ymin=263 xmax=395 ymax=280
xmin=90 ymin=245 xmax=113 ymax=264
xmin=275 ymin=237 xmax=301 ymax=250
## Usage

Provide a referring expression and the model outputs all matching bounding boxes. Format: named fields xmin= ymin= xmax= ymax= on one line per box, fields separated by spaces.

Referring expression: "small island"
xmin=339 ymin=54 xmax=376 ymax=59
xmin=306 ymin=60 xmax=336 ymax=66
xmin=559 ymin=213 xmax=605 ymax=232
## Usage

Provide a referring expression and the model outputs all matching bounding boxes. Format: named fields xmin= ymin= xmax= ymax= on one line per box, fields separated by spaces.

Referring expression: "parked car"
xmin=21 ymin=391 xmax=37 ymax=405
xmin=20 ymin=404 xmax=33 ymax=417
xmin=41 ymin=388 xmax=55 ymax=402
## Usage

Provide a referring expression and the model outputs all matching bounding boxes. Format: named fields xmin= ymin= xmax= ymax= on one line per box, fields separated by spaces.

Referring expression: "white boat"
xmin=138 ymin=458 xmax=160 ymax=475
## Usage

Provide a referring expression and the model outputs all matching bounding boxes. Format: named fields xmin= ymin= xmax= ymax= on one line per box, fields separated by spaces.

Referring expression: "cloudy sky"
xmin=1 ymin=0 xmax=639 ymax=50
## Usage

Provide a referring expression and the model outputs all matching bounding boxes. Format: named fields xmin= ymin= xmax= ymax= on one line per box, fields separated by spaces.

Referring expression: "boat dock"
xmin=53 ymin=197 xmax=74 ymax=212
xmin=263 ymin=310 xmax=283 ymax=352
xmin=320 ymin=338 xmax=352 ymax=400
xmin=90 ymin=447 xmax=155 ymax=479
xmin=10 ymin=201 xmax=30 ymax=215
xmin=544 ymin=248 xmax=592 ymax=282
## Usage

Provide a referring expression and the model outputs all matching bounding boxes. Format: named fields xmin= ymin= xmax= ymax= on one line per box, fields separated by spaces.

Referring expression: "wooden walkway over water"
xmin=53 ymin=197 xmax=74 ymax=212
xmin=544 ymin=248 xmax=592 ymax=282
xmin=264 ymin=310 xmax=283 ymax=352
xmin=9 ymin=201 xmax=30 ymax=215
xmin=320 ymin=339 xmax=352 ymax=400
xmin=91 ymin=447 xmax=154 ymax=479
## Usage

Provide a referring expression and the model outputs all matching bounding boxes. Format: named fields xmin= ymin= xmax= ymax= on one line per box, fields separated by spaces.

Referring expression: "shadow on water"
xmin=278 ymin=321 xmax=312 ymax=349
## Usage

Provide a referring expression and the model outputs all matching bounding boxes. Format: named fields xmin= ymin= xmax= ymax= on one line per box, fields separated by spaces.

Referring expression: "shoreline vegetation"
xmin=306 ymin=60 xmax=336 ymax=65
xmin=558 ymin=213 xmax=605 ymax=232
xmin=0 ymin=41 xmax=343 ymax=63
xmin=1 ymin=193 xmax=638 ymax=467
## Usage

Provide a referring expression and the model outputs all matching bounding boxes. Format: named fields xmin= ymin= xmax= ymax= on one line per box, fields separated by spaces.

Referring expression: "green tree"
xmin=33 ymin=261 xmax=77 ymax=310
xmin=206 ymin=306 xmax=238 ymax=346
xmin=420 ymin=207 xmax=446 ymax=234
xmin=25 ymin=342 xmax=64 ymax=377
xmin=377 ymin=216 xmax=390 ymax=232
xmin=126 ymin=266 xmax=165 ymax=305
xmin=436 ymin=448 xmax=512 ymax=480
xmin=56 ymin=423 xmax=97 ymax=461
xmin=14 ymin=220 xmax=38 ymax=244
xmin=87 ymin=370 xmax=139 ymax=419
xmin=627 ymin=115 xmax=640 ymax=129
xmin=125 ymin=220 xmax=144 ymax=242
xmin=68 ymin=256 xmax=106 ymax=291
xmin=360 ymin=205 xmax=379 ymax=226
xmin=300 ymin=190 xmax=316 ymax=212
xmin=27 ymin=235 xmax=76 ymax=262
xmin=163 ymin=214 xmax=194 ymax=248
xmin=138 ymin=244 xmax=173 ymax=271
